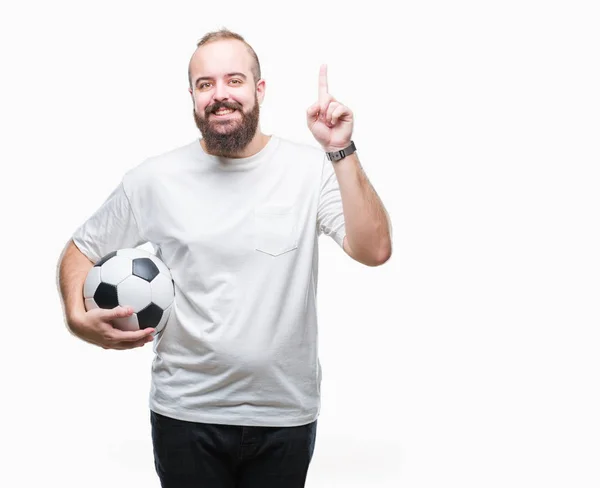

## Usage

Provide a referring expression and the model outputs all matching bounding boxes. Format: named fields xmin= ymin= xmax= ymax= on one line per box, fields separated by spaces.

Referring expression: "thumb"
xmin=306 ymin=102 xmax=320 ymax=121
xmin=107 ymin=306 xmax=134 ymax=318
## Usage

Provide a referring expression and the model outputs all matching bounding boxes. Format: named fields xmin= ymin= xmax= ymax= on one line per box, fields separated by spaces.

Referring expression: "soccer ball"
xmin=83 ymin=248 xmax=174 ymax=333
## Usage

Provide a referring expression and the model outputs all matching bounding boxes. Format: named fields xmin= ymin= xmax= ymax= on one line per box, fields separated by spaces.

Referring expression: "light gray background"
xmin=1 ymin=1 xmax=599 ymax=486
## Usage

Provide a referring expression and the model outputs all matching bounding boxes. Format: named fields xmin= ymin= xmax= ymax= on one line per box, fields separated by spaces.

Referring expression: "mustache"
xmin=205 ymin=101 xmax=243 ymax=117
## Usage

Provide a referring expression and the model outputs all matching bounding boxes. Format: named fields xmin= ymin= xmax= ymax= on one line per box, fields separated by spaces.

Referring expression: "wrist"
xmin=323 ymin=141 xmax=352 ymax=153
xmin=325 ymin=141 xmax=356 ymax=162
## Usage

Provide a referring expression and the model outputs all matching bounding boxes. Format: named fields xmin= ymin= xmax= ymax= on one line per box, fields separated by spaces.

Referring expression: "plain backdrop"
xmin=1 ymin=1 xmax=599 ymax=487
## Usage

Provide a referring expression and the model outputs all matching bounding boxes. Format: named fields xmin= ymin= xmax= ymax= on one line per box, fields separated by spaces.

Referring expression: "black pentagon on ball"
xmin=95 ymin=251 xmax=117 ymax=267
xmin=137 ymin=303 xmax=164 ymax=329
xmin=132 ymin=258 xmax=160 ymax=282
xmin=94 ymin=282 xmax=119 ymax=309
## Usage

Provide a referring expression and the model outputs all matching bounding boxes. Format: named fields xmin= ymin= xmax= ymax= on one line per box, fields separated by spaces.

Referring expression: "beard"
xmin=194 ymin=97 xmax=260 ymax=157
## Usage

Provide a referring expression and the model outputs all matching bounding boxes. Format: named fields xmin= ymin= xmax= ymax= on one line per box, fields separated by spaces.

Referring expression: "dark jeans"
xmin=150 ymin=410 xmax=318 ymax=488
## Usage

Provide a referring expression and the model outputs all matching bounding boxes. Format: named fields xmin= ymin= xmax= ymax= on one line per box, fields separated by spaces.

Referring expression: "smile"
xmin=212 ymin=108 xmax=237 ymax=116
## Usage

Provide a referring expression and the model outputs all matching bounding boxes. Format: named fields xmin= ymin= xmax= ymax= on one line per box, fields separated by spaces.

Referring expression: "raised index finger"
xmin=319 ymin=64 xmax=329 ymax=103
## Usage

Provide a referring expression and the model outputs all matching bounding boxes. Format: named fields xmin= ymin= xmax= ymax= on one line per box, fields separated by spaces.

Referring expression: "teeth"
xmin=215 ymin=108 xmax=234 ymax=115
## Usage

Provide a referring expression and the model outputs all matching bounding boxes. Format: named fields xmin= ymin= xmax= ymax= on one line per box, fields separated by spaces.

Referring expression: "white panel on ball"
xmin=101 ymin=255 xmax=134 ymax=286
xmin=113 ymin=313 xmax=140 ymax=331
xmin=150 ymin=273 xmax=175 ymax=309
xmin=117 ymin=275 xmax=153 ymax=312
xmin=84 ymin=297 xmax=99 ymax=310
xmin=83 ymin=267 xmax=102 ymax=298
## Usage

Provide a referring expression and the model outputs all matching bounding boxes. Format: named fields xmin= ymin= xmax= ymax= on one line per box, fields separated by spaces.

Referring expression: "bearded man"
xmin=58 ymin=28 xmax=392 ymax=488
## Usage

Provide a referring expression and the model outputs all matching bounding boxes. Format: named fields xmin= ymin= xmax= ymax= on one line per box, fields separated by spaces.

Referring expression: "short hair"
xmin=188 ymin=28 xmax=261 ymax=87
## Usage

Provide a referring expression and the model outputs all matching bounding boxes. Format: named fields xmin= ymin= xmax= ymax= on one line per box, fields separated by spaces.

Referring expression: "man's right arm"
xmin=57 ymin=240 xmax=155 ymax=349
xmin=58 ymin=240 xmax=93 ymax=333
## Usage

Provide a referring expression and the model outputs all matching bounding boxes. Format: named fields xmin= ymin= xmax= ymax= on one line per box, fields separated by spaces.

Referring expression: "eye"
xmin=197 ymin=82 xmax=212 ymax=90
xmin=229 ymin=79 xmax=242 ymax=85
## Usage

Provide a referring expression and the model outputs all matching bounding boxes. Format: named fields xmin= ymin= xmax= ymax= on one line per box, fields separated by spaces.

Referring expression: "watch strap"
xmin=326 ymin=141 xmax=356 ymax=162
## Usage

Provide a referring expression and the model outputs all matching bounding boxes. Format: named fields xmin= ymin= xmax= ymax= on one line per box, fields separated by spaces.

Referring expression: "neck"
xmin=201 ymin=130 xmax=270 ymax=159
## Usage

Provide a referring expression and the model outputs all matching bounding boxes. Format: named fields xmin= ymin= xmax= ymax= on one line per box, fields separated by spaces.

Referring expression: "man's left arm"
xmin=307 ymin=65 xmax=392 ymax=267
xmin=332 ymin=151 xmax=392 ymax=266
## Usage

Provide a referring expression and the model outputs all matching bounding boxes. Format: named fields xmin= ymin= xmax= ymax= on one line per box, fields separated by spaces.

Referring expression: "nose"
xmin=212 ymin=80 xmax=229 ymax=102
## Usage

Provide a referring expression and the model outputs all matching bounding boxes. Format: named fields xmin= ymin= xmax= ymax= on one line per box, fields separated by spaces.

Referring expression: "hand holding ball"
xmin=83 ymin=248 xmax=174 ymax=334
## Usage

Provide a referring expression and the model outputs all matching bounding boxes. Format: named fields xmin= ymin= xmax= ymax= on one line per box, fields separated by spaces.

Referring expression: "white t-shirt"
xmin=72 ymin=135 xmax=346 ymax=427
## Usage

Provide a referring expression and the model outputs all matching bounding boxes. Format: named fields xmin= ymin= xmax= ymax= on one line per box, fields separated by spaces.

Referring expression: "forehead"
xmin=189 ymin=39 xmax=254 ymax=82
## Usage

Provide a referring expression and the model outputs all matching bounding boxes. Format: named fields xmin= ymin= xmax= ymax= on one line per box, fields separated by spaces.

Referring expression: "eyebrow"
xmin=194 ymin=72 xmax=247 ymax=86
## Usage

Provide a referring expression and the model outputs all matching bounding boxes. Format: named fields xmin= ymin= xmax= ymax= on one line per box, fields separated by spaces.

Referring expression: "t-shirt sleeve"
xmin=71 ymin=179 xmax=146 ymax=263
xmin=316 ymin=157 xmax=346 ymax=248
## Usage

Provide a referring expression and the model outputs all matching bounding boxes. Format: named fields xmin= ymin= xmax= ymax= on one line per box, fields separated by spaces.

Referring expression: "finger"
xmin=330 ymin=104 xmax=351 ymax=126
xmin=106 ymin=334 xmax=153 ymax=350
xmin=102 ymin=337 xmax=154 ymax=350
xmin=104 ymin=307 xmax=154 ymax=336
xmin=101 ymin=305 xmax=134 ymax=321
xmin=113 ymin=327 xmax=156 ymax=343
xmin=131 ymin=337 xmax=152 ymax=348
xmin=129 ymin=334 xmax=154 ymax=348
xmin=306 ymin=101 xmax=320 ymax=121
xmin=318 ymin=64 xmax=329 ymax=105
xmin=319 ymin=96 xmax=334 ymax=122
xmin=96 ymin=306 xmax=153 ymax=342
xmin=108 ymin=340 xmax=144 ymax=350
xmin=103 ymin=322 xmax=155 ymax=343
xmin=325 ymin=102 xmax=341 ymax=125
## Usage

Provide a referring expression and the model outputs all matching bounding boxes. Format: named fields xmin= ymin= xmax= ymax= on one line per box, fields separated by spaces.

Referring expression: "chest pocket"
xmin=253 ymin=204 xmax=298 ymax=257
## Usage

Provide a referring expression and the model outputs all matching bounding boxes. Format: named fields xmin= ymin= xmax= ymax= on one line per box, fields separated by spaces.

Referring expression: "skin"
xmin=306 ymin=65 xmax=393 ymax=265
xmin=57 ymin=38 xmax=392 ymax=351
xmin=188 ymin=39 xmax=270 ymax=158
xmin=57 ymin=241 xmax=155 ymax=350
xmin=306 ymin=64 xmax=355 ymax=152
xmin=188 ymin=39 xmax=392 ymax=265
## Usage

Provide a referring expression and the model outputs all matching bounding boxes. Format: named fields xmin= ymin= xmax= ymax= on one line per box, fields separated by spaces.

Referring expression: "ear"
xmin=256 ymin=78 xmax=266 ymax=105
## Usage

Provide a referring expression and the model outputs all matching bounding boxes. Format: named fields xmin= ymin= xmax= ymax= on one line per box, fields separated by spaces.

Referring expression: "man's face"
xmin=188 ymin=39 xmax=265 ymax=156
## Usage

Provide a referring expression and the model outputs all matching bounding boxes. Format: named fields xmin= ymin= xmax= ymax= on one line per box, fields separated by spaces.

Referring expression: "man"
xmin=58 ymin=28 xmax=392 ymax=488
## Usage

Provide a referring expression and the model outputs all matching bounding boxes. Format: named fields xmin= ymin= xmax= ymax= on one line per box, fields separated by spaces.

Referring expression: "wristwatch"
xmin=326 ymin=141 xmax=356 ymax=162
